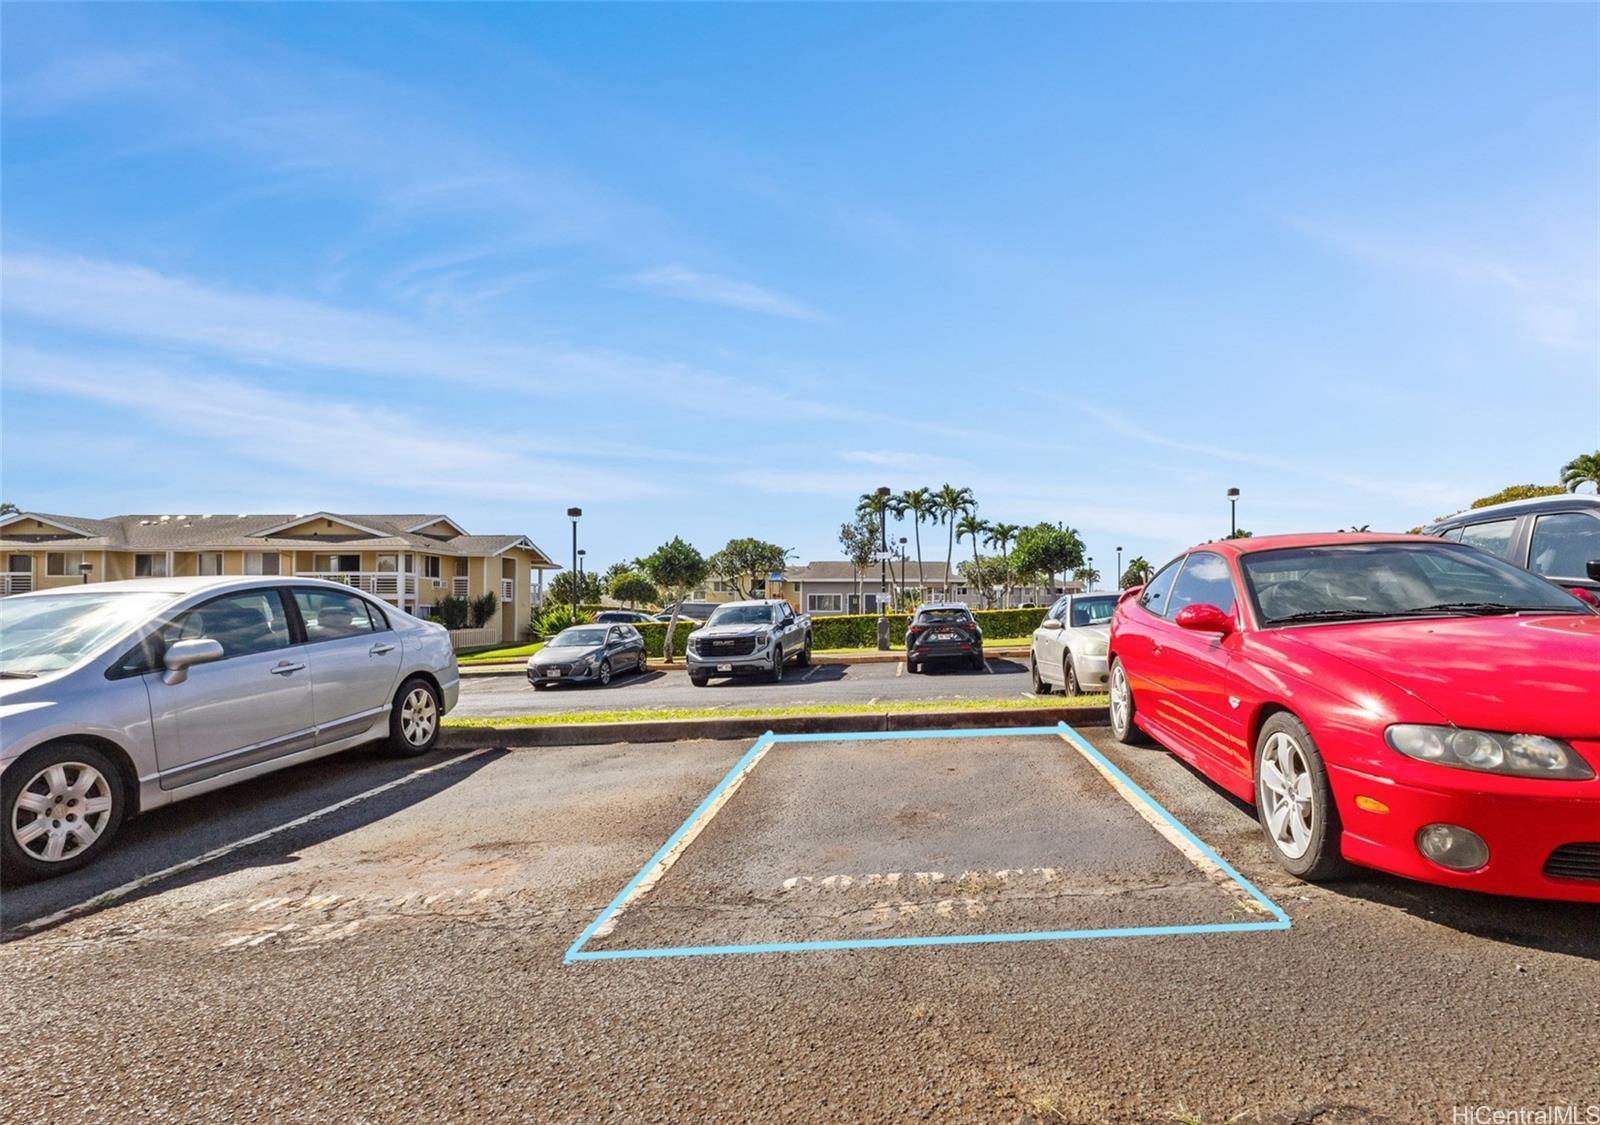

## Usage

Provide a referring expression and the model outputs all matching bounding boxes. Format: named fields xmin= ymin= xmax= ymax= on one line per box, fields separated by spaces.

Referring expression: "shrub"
xmin=531 ymin=604 xmax=589 ymax=638
xmin=637 ymin=618 xmax=696 ymax=657
xmin=468 ymin=592 xmax=498 ymax=628
xmin=434 ymin=596 xmax=471 ymax=631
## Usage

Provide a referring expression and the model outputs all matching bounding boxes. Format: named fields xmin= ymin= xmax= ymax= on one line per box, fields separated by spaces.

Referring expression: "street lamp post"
xmin=1116 ymin=546 xmax=1123 ymax=589
xmin=875 ymin=486 xmax=891 ymax=650
xmin=566 ymin=507 xmax=582 ymax=619
xmin=1227 ymin=487 xmax=1241 ymax=538
xmin=898 ymin=537 xmax=908 ymax=602
xmin=577 ymin=549 xmax=586 ymax=605
xmin=1087 ymin=557 xmax=1094 ymax=591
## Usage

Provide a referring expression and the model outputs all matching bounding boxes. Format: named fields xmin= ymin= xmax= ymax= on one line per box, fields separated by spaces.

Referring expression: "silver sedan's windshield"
xmin=708 ymin=605 xmax=778 ymax=626
xmin=0 ymin=591 xmax=176 ymax=677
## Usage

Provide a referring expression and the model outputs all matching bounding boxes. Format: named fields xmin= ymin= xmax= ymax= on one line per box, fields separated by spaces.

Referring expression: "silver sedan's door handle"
xmin=370 ymin=643 xmax=396 ymax=656
xmin=270 ymin=661 xmax=307 ymax=676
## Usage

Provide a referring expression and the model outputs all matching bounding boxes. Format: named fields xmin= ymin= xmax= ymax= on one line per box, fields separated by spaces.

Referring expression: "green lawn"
xmin=457 ymin=641 xmax=542 ymax=665
xmin=444 ymin=693 xmax=1108 ymax=728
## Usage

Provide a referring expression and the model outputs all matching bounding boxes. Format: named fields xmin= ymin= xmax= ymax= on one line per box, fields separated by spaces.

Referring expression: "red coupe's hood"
xmin=1272 ymin=614 xmax=1600 ymax=738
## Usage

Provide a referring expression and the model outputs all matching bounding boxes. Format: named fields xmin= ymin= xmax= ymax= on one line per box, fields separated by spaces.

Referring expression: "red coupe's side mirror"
xmin=1176 ymin=603 xmax=1235 ymax=635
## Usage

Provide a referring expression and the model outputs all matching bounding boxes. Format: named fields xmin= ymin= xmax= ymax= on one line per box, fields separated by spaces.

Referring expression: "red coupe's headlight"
xmin=1386 ymin=725 xmax=1595 ymax=780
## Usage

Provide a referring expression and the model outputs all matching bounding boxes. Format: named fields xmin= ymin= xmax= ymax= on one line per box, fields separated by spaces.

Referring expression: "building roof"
xmin=0 ymin=511 xmax=558 ymax=567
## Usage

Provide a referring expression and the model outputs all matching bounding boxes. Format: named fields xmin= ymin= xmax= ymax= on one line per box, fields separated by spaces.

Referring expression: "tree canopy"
xmin=607 ymin=570 xmax=660 ymax=608
xmin=707 ymin=537 xmax=790 ymax=599
xmin=1010 ymin=522 xmax=1085 ymax=583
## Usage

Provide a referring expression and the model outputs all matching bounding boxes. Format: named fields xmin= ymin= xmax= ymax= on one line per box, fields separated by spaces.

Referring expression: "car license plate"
xmin=932 ymin=630 xmax=957 ymax=640
xmin=717 ymin=663 xmax=733 ymax=672
xmin=548 ymin=669 xmax=561 ymax=677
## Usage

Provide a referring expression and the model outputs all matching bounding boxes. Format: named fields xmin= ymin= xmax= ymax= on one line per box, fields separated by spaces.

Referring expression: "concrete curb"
xmin=441 ymin=705 xmax=1109 ymax=747
xmin=459 ymin=648 xmax=1034 ymax=678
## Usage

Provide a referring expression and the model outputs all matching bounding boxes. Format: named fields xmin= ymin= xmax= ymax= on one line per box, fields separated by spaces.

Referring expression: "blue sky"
xmin=3 ymin=3 xmax=1596 ymax=576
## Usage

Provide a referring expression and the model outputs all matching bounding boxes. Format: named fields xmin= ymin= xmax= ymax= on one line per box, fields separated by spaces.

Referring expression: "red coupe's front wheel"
xmin=1253 ymin=712 xmax=1350 ymax=881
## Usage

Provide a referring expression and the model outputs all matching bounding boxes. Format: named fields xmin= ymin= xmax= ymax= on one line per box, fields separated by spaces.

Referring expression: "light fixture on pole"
xmin=1116 ymin=546 xmax=1123 ymax=588
xmin=566 ymin=507 xmax=582 ymax=618
xmin=898 ymin=536 xmax=908 ymax=600
xmin=1227 ymin=488 xmax=1241 ymax=538
xmin=1087 ymin=557 xmax=1094 ymax=591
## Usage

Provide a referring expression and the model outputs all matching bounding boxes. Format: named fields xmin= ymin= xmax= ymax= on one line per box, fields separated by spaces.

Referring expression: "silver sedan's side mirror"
xmin=163 ymin=638 xmax=225 ymax=685
xmin=1040 ymin=619 xmax=1063 ymax=631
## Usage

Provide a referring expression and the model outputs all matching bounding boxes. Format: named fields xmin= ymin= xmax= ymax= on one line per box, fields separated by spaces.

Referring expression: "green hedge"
xmin=808 ymin=608 xmax=1048 ymax=650
xmin=637 ymin=619 xmax=696 ymax=657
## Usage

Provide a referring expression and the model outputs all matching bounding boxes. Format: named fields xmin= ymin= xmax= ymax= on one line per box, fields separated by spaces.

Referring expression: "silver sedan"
xmin=0 ymin=576 xmax=460 ymax=882
xmin=1029 ymin=591 xmax=1119 ymax=695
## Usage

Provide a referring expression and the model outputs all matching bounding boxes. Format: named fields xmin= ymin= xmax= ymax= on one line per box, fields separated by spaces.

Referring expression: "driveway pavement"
xmin=3 ymin=728 xmax=1594 ymax=1122
xmin=452 ymin=656 xmax=1041 ymax=717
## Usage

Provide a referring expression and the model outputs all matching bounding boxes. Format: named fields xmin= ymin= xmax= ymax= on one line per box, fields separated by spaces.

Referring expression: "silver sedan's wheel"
xmin=1258 ymin=731 xmax=1314 ymax=860
xmin=598 ymin=659 xmax=612 ymax=686
xmin=386 ymin=678 xmax=442 ymax=757
xmin=11 ymin=761 xmax=114 ymax=864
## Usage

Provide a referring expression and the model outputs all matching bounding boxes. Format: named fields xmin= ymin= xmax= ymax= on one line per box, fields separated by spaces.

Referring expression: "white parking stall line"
xmin=983 ymin=659 xmax=995 ymax=674
xmin=7 ymin=747 xmax=498 ymax=938
xmin=802 ymin=663 xmax=824 ymax=681
xmin=895 ymin=662 xmax=905 ymax=677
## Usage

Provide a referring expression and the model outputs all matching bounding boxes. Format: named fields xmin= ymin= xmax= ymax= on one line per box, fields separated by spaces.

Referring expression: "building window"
xmin=454 ymin=558 xmax=469 ymax=578
xmin=135 ymin=554 xmax=168 ymax=578
xmin=424 ymin=556 xmax=442 ymax=579
xmin=243 ymin=552 xmax=280 ymax=576
xmin=314 ymin=554 xmax=362 ymax=573
xmin=197 ymin=553 xmax=224 ymax=576
xmin=807 ymin=593 xmax=844 ymax=613
xmin=46 ymin=551 xmax=84 ymax=576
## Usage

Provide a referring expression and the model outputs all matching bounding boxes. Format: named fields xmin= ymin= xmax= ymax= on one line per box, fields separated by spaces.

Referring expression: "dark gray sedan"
xmin=527 ymin=624 xmax=647 ymax=688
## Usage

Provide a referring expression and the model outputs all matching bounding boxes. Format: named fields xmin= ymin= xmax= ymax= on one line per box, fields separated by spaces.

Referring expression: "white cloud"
xmin=2 ymin=346 xmax=668 ymax=504
xmin=0 ymin=250 xmax=854 ymax=423
xmin=626 ymin=265 xmax=822 ymax=321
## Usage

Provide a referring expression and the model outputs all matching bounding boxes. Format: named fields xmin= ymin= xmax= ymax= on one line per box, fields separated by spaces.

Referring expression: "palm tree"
xmin=1074 ymin=563 xmax=1102 ymax=589
xmin=932 ymin=484 xmax=976 ymax=597
xmin=1121 ymin=556 xmax=1153 ymax=589
xmin=899 ymin=487 xmax=933 ymax=597
xmin=1561 ymin=451 xmax=1600 ymax=493
xmin=985 ymin=522 xmax=1020 ymax=607
xmin=955 ymin=513 xmax=990 ymax=604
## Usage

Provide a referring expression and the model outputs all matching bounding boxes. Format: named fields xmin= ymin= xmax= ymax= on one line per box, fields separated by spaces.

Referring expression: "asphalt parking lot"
xmin=3 ymin=726 xmax=1596 ymax=1122
xmin=454 ymin=656 xmax=1040 ymax=717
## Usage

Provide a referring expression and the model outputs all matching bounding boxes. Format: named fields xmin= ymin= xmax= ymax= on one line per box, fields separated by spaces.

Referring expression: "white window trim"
xmin=807 ymin=593 xmax=844 ymax=613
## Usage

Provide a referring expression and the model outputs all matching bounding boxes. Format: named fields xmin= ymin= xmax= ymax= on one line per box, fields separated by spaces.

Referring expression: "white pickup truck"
xmin=686 ymin=599 xmax=812 ymax=686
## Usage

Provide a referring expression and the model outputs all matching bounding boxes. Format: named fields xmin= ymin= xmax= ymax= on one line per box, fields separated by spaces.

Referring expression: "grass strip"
xmin=444 ymin=693 xmax=1109 ymax=729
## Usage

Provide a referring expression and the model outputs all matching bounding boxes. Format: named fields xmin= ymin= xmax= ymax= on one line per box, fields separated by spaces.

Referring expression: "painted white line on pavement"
xmin=7 ymin=747 xmax=499 ymax=938
xmin=983 ymin=659 xmax=995 ymax=674
xmin=591 ymin=734 xmax=778 ymax=939
xmin=895 ymin=662 xmax=905 ymax=676
xmin=802 ymin=663 xmax=824 ymax=681
xmin=1053 ymin=730 xmax=1264 ymax=907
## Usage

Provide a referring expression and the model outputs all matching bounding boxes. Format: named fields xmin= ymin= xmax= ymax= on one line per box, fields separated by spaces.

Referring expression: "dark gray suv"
xmin=1423 ymin=495 xmax=1600 ymax=593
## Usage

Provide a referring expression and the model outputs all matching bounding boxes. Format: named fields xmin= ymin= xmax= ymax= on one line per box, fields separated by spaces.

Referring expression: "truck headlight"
xmin=1386 ymin=725 xmax=1593 ymax=780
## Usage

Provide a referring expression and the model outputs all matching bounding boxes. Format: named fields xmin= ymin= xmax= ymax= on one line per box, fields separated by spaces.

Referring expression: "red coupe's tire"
xmin=1107 ymin=658 xmax=1146 ymax=745
xmin=1253 ymin=712 xmax=1352 ymax=882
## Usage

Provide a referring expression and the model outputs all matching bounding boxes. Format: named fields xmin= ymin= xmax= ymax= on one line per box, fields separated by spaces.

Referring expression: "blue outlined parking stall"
xmin=567 ymin=724 xmax=1288 ymax=963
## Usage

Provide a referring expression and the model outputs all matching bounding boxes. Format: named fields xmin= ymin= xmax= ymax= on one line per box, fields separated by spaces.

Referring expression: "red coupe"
xmin=1107 ymin=533 xmax=1600 ymax=902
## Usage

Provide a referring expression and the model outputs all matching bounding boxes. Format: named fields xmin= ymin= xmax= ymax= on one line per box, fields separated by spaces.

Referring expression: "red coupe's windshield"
xmin=1240 ymin=542 xmax=1588 ymax=625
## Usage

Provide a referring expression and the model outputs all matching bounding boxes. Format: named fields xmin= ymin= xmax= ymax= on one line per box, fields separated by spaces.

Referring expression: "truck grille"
xmin=1543 ymin=843 xmax=1600 ymax=883
xmin=697 ymin=636 xmax=757 ymax=656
